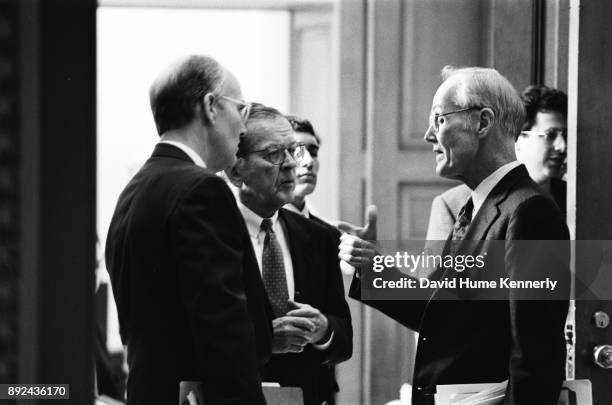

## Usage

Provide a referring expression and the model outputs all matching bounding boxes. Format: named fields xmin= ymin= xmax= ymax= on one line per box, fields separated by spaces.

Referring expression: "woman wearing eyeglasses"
xmin=515 ymin=85 xmax=568 ymax=215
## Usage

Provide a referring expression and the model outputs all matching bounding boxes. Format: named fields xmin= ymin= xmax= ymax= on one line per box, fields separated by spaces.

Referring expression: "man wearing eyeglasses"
xmin=516 ymin=85 xmax=568 ymax=214
xmin=425 ymin=84 xmax=568 ymax=241
xmin=283 ymin=115 xmax=321 ymax=219
xmin=227 ymin=103 xmax=352 ymax=405
xmin=340 ymin=66 xmax=569 ymax=405
xmin=105 ymin=55 xmax=270 ymax=405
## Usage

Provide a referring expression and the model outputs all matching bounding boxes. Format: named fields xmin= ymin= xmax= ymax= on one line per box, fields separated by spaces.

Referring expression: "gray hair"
xmin=238 ymin=103 xmax=291 ymax=154
xmin=149 ymin=55 xmax=225 ymax=135
xmin=441 ymin=65 xmax=525 ymax=138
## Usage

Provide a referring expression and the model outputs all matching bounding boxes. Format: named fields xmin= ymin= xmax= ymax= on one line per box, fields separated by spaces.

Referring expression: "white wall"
xmin=97 ymin=7 xmax=290 ymax=351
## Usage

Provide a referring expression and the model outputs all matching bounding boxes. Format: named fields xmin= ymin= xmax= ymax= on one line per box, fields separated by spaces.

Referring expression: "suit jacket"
xmin=426 ymin=179 xmax=567 ymax=241
xmin=350 ymin=165 xmax=570 ymax=405
xmin=262 ymin=209 xmax=353 ymax=405
xmin=425 ymin=184 xmax=471 ymax=240
xmin=105 ymin=143 xmax=272 ymax=405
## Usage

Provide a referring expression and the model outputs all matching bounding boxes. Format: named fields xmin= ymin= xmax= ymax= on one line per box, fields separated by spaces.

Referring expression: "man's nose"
xmin=553 ymin=133 xmax=567 ymax=153
xmin=424 ymin=125 xmax=437 ymax=143
xmin=282 ymin=150 xmax=298 ymax=169
xmin=300 ymin=150 xmax=313 ymax=168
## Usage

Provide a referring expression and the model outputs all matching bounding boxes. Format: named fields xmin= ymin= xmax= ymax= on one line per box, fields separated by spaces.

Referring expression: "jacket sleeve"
xmin=348 ymin=272 xmax=427 ymax=332
xmin=318 ymin=227 xmax=353 ymax=365
xmin=168 ymin=176 xmax=265 ymax=405
xmin=504 ymin=195 xmax=570 ymax=405
xmin=426 ymin=195 xmax=456 ymax=241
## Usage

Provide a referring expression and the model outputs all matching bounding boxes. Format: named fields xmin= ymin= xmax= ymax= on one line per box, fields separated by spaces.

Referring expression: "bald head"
xmin=149 ymin=55 xmax=225 ymax=135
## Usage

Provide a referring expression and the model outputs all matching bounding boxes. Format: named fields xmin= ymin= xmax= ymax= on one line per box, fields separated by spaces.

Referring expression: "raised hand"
xmin=336 ymin=205 xmax=379 ymax=274
xmin=336 ymin=204 xmax=378 ymax=241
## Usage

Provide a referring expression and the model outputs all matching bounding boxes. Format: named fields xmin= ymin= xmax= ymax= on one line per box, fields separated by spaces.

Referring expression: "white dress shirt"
xmin=159 ymin=140 xmax=207 ymax=168
xmin=237 ymin=201 xmax=295 ymax=300
xmin=236 ymin=201 xmax=334 ymax=349
xmin=284 ymin=202 xmax=311 ymax=218
xmin=471 ymin=161 xmax=521 ymax=217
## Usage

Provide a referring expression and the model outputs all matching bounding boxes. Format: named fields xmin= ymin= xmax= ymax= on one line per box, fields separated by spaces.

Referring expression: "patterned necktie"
xmin=452 ymin=197 xmax=474 ymax=241
xmin=261 ymin=218 xmax=289 ymax=318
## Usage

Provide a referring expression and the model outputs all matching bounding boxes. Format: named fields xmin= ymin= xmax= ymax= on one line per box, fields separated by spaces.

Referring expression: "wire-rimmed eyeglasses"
xmin=429 ymin=106 xmax=492 ymax=134
xmin=238 ymin=143 xmax=307 ymax=165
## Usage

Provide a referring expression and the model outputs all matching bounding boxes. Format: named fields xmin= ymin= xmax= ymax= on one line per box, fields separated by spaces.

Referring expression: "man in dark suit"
xmin=283 ymin=115 xmax=352 ymax=279
xmin=339 ymin=66 xmax=570 ymax=405
xmin=105 ymin=55 xmax=271 ymax=405
xmin=227 ymin=104 xmax=352 ymax=405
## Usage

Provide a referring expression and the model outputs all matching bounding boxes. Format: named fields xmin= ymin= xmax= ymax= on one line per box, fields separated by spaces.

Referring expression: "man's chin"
xmin=276 ymin=191 xmax=295 ymax=206
xmin=295 ymin=184 xmax=315 ymax=197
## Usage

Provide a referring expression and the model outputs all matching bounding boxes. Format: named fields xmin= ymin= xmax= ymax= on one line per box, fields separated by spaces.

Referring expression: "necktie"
xmin=261 ymin=218 xmax=289 ymax=318
xmin=452 ymin=197 xmax=474 ymax=241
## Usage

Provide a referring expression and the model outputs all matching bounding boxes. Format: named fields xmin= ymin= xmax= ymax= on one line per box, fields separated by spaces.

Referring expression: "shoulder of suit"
xmin=437 ymin=184 xmax=471 ymax=214
xmin=440 ymin=184 xmax=471 ymax=202
xmin=280 ymin=208 xmax=333 ymax=235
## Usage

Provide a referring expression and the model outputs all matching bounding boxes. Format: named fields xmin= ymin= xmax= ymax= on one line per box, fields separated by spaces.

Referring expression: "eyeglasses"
xmin=296 ymin=143 xmax=319 ymax=159
xmin=429 ymin=106 xmax=491 ymax=134
xmin=520 ymin=129 xmax=567 ymax=143
xmin=238 ymin=143 xmax=307 ymax=165
xmin=216 ymin=95 xmax=252 ymax=123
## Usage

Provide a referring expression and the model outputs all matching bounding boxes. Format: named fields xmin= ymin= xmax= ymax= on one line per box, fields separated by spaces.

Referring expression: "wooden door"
xmin=567 ymin=1 xmax=612 ymax=403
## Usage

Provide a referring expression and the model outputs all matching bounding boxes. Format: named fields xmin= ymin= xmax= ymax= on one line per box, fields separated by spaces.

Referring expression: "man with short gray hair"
xmin=106 ymin=55 xmax=270 ymax=405
xmin=228 ymin=104 xmax=352 ymax=405
xmin=341 ymin=66 xmax=570 ymax=405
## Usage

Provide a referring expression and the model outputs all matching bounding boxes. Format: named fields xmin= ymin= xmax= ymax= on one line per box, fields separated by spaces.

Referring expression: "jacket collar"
xmin=463 ymin=164 xmax=531 ymax=243
xmin=151 ymin=142 xmax=194 ymax=163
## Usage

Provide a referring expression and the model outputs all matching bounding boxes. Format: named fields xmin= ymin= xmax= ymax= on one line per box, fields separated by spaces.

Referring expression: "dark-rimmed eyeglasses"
xmin=520 ymin=129 xmax=567 ymax=144
xmin=216 ymin=95 xmax=251 ymax=123
xmin=429 ymin=106 xmax=492 ymax=134
xmin=238 ymin=143 xmax=307 ymax=165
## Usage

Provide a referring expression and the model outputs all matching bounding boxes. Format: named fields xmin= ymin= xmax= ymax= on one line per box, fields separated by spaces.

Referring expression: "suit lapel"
xmin=278 ymin=209 xmax=313 ymax=301
xmin=463 ymin=165 xmax=530 ymax=246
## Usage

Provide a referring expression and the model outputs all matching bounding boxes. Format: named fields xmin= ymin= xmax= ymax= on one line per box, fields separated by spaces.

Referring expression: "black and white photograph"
xmin=1 ymin=0 xmax=611 ymax=404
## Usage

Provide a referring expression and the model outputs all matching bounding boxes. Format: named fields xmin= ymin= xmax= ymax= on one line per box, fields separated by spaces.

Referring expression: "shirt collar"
xmin=283 ymin=202 xmax=310 ymax=218
xmin=236 ymin=199 xmax=279 ymax=238
xmin=471 ymin=161 xmax=521 ymax=216
xmin=159 ymin=140 xmax=207 ymax=168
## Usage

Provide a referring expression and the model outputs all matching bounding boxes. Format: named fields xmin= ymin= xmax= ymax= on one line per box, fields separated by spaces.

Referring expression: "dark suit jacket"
xmin=262 ymin=209 xmax=352 ymax=405
xmin=351 ymin=165 xmax=570 ymax=405
xmin=426 ymin=179 xmax=566 ymax=241
xmin=105 ymin=143 xmax=272 ymax=405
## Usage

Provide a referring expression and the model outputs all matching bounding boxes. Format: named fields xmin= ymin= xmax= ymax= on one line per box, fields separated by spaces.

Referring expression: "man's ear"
xmin=476 ymin=107 xmax=495 ymax=138
xmin=225 ymin=160 xmax=244 ymax=188
xmin=201 ymin=93 xmax=217 ymax=125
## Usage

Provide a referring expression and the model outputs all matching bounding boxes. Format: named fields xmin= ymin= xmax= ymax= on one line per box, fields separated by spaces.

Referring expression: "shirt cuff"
xmin=312 ymin=331 xmax=334 ymax=350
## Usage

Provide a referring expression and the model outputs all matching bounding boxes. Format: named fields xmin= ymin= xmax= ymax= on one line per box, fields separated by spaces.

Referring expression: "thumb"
xmin=334 ymin=221 xmax=363 ymax=236
xmin=360 ymin=205 xmax=378 ymax=240
xmin=288 ymin=300 xmax=304 ymax=310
